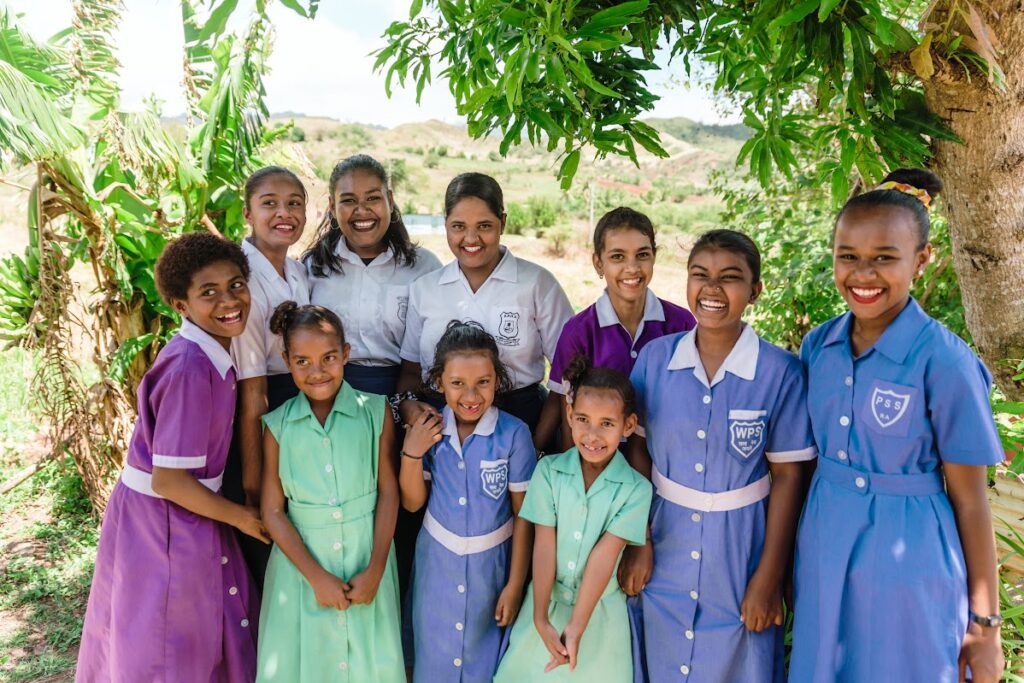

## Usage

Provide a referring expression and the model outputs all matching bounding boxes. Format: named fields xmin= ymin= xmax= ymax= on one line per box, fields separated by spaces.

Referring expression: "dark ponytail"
xmin=304 ymin=154 xmax=419 ymax=277
xmin=269 ymin=301 xmax=346 ymax=353
xmin=836 ymin=168 xmax=943 ymax=249
xmin=562 ymin=355 xmax=637 ymax=418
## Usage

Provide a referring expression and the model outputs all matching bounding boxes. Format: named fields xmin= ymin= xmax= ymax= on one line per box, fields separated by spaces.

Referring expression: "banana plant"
xmin=0 ymin=0 xmax=317 ymax=509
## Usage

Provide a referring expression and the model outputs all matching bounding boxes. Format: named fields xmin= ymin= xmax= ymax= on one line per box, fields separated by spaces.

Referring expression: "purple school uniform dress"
xmin=76 ymin=320 xmax=258 ymax=683
xmin=790 ymin=300 xmax=1003 ymax=682
xmin=411 ymin=406 xmax=535 ymax=682
xmin=548 ymin=289 xmax=696 ymax=393
xmin=630 ymin=326 xmax=816 ymax=683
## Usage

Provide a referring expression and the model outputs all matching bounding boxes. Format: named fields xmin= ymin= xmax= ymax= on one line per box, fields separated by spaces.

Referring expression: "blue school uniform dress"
xmin=790 ymin=299 xmax=1003 ymax=682
xmin=411 ymin=406 xmax=535 ymax=683
xmin=630 ymin=325 xmax=816 ymax=683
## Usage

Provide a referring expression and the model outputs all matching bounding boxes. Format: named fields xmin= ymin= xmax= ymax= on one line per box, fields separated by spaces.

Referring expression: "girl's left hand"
xmin=739 ymin=571 xmax=783 ymax=632
xmin=561 ymin=621 xmax=584 ymax=672
xmin=959 ymin=624 xmax=1003 ymax=683
xmin=494 ymin=583 xmax=523 ymax=627
xmin=345 ymin=567 xmax=383 ymax=605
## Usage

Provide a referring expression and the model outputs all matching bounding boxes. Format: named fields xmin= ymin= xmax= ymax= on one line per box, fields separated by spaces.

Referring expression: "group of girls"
xmin=75 ymin=157 xmax=1006 ymax=683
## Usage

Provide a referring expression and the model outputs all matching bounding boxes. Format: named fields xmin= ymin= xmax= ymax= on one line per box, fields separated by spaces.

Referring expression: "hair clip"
xmin=875 ymin=181 xmax=932 ymax=209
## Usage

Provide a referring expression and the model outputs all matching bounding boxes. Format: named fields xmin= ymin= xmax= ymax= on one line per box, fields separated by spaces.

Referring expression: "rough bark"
xmin=924 ymin=0 xmax=1024 ymax=400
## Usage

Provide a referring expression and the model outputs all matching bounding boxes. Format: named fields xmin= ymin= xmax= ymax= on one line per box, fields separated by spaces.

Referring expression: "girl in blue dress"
xmin=621 ymin=229 xmax=816 ymax=682
xmin=790 ymin=169 xmax=1004 ymax=682
xmin=398 ymin=321 xmax=536 ymax=682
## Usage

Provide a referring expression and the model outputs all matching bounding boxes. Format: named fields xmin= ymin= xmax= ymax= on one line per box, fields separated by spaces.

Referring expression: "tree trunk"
xmin=924 ymin=0 xmax=1024 ymax=400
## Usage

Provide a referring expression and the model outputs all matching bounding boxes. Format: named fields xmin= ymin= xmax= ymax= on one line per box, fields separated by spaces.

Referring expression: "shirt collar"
xmin=438 ymin=246 xmax=517 ymax=286
xmin=243 ymin=238 xmax=305 ymax=287
xmin=666 ymin=324 xmax=760 ymax=388
xmin=549 ymin=448 xmax=635 ymax=484
xmin=179 ymin=318 xmax=235 ymax=379
xmin=594 ymin=289 xmax=666 ymax=328
xmin=286 ymin=381 xmax=358 ymax=422
xmin=441 ymin=405 xmax=499 ymax=457
xmin=333 ymin=235 xmax=396 ymax=267
xmin=823 ymin=298 xmax=928 ymax=365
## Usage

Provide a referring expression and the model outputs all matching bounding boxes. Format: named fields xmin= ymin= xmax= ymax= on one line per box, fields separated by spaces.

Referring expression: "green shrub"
xmin=288 ymin=125 xmax=306 ymax=142
xmin=527 ymin=195 xmax=561 ymax=229
xmin=544 ymin=223 xmax=574 ymax=256
xmin=505 ymin=201 xmax=529 ymax=235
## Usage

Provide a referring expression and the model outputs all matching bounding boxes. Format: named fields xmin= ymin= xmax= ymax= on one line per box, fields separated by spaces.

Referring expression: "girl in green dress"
xmin=494 ymin=357 xmax=652 ymax=682
xmin=256 ymin=302 xmax=404 ymax=682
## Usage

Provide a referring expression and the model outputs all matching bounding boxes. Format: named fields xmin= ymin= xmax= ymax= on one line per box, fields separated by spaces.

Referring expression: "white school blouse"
xmin=400 ymin=247 xmax=573 ymax=389
xmin=308 ymin=238 xmax=442 ymax=366
xmin=231 ymin=238 xmax=309 ymax=380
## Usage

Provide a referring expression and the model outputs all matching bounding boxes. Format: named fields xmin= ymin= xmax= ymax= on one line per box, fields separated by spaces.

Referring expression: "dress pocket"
xmin=861 ymin=380 xmax=918 ymax=438
xmin=726 ymin=409 xmax=767 ymax=464
xmin=479 ymin=458 xmax=509 ymax=501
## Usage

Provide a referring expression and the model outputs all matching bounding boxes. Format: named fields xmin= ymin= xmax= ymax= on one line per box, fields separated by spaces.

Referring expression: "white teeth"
xmin=273 ymin=224 xmax=293 ymax=230
xmin=463 ymin=245 xmax=482 ymax=253
xmin=851 ymin=287 xmax=883 ymax=297
xmin=699 ymin=299 xmax=727 ymax=310
xmin=353 ymin=221 xmax=375 ymax=229
xmin=219 ymin=312 xmax=241 ymax=323
xmin=621 ymin=278 xmax=642 ymax=286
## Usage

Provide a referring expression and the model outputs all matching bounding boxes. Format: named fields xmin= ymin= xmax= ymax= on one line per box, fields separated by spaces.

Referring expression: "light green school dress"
xmin=494 ymin=449 xmax=652 ymax=683
xmin=257 ymin=384 xmax=404 ymax=683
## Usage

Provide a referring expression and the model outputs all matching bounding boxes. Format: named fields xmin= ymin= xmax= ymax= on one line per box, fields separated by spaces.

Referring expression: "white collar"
xmin=594 ymin=288 xmax=666 ymax=328
xmin=666 ymin=324 xmax=759 ymax=388
xmin=441 ymin=405 xmax=499 ymax=457
xmin=179 ymin=318 xmax=235 ymax=379
xmin=242 ymin=238 xmax=303 ymax=284
xmin=438 ymin=246 xmax=517 ymax=286
xmin=333 ymin=236 xmax=395 ymax=267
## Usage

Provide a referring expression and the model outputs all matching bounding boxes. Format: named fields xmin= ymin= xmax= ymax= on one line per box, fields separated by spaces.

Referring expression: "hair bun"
xmin=881 ymin=168 xmax=943 ymax=198
xmin=269 ymin=300 xmax=300 ymax=336
xmin=561 ymin=354 xmax=593 ymax=390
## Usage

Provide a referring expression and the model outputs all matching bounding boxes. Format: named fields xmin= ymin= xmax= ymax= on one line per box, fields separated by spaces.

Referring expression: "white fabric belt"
xmin=120 ymin=463 xmax=224 ymax=498
xmin=652 ymin=466 xmax=770 ymax=512
xmin=423 ymin=509 xmax=513 ymax=556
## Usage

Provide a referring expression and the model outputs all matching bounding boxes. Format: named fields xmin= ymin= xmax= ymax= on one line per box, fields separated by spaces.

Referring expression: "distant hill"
xmin=643 ymin=117 xmax=749 ymax=155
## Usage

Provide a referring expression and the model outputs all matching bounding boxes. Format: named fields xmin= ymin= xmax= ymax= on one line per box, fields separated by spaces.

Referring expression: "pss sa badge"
xmin=479 ymin=459 xmax=509 ymax=500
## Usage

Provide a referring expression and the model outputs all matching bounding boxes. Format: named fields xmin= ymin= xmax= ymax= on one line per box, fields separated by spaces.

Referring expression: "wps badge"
xmin=479 ymin=459 xmax=509 ymax=500
xmin=870 ymin=387 xmax=910 ymax=428
xmin=728 ymin=409 xmax=767 ymax=461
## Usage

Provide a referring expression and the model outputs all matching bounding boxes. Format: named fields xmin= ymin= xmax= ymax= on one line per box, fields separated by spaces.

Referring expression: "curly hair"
xmin=426 ymin=320 xmax=512 ymax=394
xmin=155 ymin=232 xmax=250 ymax=303
xmin=268 ymin=301 xmax=346 ymax=353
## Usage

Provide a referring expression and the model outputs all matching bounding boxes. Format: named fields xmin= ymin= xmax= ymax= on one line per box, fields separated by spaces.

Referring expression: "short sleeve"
xmin=928 ymin=353 xmax=1003 ymax=466
xmin=261 ymin=402 xmax=286 ymax=443
xmin=507 ymin=421 xmax=537 ymax=492
xmin=605 ymin=478 xmax=653 ymax=546
xmin=399 ymin=281 xmax=425 ymax=364
xmin=766 ymin=360 xmax=817 ymax=463
xmin=151 ymin=366 xmax=213 ymax=468
xmin=519 ymin=459 xmax=557 ymax=527
xmin=533 ymin=269 xmax=574 ymax=365
xmin=629 ymin=346 xmax=653 ymax=439
xmin=548 ymin=320 xmax=584 ymax=395
xmin=231 ymin=292 xmax=269 ymax=380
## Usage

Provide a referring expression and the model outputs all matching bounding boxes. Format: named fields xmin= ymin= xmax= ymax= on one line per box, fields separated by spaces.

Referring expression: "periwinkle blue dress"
xmin=790 ymin=299 xmax=1003 ymax=682
xmin=411 ymin=406 xmax=535 ymax=682
xmin=629 ymin=325 xmax=816 ymax=682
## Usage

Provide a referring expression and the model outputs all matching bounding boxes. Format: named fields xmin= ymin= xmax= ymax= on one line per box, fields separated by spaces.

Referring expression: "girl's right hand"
xmin=312 ymin=572 xmax=352 ymax=611
xmin=234 ymin=505 xmax=271 ymax=544
xmin=617 ymin=540 xmax=653 ymax=596
xmin=403 ymin=411 xmax=443 ymax=458
xmin=398 ymin=398 xmax=439 ymax=429
xmin=535 ymin=618 xmax=568 ymax=672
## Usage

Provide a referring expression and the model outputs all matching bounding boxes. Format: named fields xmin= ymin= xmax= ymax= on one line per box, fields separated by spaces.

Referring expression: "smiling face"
xmin=567 ymin=387 xmax=637 ymax=466
xmin=686 ymin=246 xmax=762 ymax=333
xmin=171 ymin=260 xmax=251 ymax=348
xmin=284 ymin=324 xmax=350 ymax=404
xmin=833 ymin=204 xmax=930 ymax=327
xmin=437 ymin=351 xmax=498 ymax=426
xmin=446 ymin=196 xmax=504 ymax=276
xmin=243 ymin=174 xmax=307 ymax=252
xmin=331 ymin=167 xmax=394 ymax=259
xmin=594 ymin=227 xmax=655 ymax=307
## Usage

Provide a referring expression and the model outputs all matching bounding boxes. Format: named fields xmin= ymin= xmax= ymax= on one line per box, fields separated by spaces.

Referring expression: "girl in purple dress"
xmin=77 ymin=233 xmax=269 ymax=683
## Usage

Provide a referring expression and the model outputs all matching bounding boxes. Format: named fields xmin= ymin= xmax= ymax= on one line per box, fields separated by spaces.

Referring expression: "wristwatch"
xmin=968 ymin=611 xmax=1003 ymax=628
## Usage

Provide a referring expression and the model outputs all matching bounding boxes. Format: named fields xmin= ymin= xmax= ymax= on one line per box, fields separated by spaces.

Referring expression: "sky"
xmin=8 ymin=1 xmax=737 ymax=127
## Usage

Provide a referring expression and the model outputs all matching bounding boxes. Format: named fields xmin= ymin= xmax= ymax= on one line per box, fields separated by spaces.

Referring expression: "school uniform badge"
xmin=728 ymin=409 xmax=767 ymax=460
xmin=496 ymin=311 xmax=521 ymax=347
xmin=479 ymin=459 xmax=509 ymax=500
xmin=863 ymin=380 xmax=916 ymax=437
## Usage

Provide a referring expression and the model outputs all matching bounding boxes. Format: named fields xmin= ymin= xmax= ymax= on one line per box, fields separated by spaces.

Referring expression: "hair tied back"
xmin=874 ymin=181 xmax=932 ymax=209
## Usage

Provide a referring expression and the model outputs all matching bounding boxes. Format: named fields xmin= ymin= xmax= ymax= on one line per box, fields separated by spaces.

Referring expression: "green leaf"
xmin=557 ymin=149 xmax=581 ymax=190
xmin=578 ymin=0 xmax=649 ymax=35
xmin=770 ymin=0 xmax=819 ymax=30
xmin=409 ymin=0 xmax=424 ymax=19
xmin=818 ymin=0 xmax=842 ymax=22
xmin=108 ymin=333 xmax=157 ymax=384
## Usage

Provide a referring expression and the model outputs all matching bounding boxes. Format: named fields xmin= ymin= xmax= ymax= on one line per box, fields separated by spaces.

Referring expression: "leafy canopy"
xmin=377 ymin=0 xmax=992 ymax=192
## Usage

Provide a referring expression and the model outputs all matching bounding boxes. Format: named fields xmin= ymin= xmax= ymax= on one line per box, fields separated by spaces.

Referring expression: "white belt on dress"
xmin=423 ymin=509 xmax=513 ymax=556
xmin=652 ymin=466 xmax=770 ymax=512
xmin=120 ymin=463 xmax=224 ymax=498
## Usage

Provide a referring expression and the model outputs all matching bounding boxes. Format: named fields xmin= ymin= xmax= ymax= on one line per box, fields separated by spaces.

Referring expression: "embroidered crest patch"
xmin=480 ymin=460 xmax=509 ymax=500
xmin=729 ymin=419 xmax=766 ymax=459
xmin=870 ymin=387 xmax=910 ymax=429
xmin=497 ymin=311 xmax=520 ymax=346
xmin=396 ymin=296 xmax=408 ymax=323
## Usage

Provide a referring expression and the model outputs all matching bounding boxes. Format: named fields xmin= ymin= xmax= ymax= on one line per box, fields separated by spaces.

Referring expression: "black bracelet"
xmin=400 ymin=450 xmax=423 ymax=460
